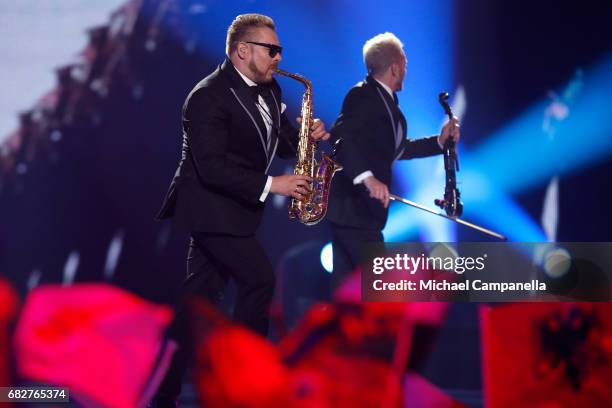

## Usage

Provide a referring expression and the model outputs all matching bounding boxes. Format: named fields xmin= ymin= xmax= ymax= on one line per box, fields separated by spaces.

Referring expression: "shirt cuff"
xmin=259 ymin=176 xmax=273 ymax=202
xmin=353 ymin=170 xmax=373 ymax=185
xmin=437 ymin=134 xmax=444 ymax=149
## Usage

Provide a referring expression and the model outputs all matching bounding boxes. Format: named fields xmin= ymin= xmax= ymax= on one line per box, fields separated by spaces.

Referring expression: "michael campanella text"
xmin=372 ymin=279 xmax=547 ymax=293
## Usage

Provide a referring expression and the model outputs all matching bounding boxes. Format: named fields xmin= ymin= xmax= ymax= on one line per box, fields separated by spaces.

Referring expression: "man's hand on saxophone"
xmin=270 ymin=174 xmax=312 ymax=199
xmin=296 ymin=117 xmax=331 ymax=141
xmin=272 ymin=117 xmax=328 ymax=200
xmin=310 ymin=118 xmax=330 ymax=140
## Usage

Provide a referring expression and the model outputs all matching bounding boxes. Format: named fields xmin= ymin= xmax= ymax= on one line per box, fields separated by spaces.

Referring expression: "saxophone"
xmin=275 ymin=69 xmax=343 ymax=226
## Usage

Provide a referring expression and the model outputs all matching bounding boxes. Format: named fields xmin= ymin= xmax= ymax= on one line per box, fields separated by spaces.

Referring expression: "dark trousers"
xmin=331 ymin=224 xmax=383 ymax=290
xmin=156 ymin=232 xmax=275 ymax=399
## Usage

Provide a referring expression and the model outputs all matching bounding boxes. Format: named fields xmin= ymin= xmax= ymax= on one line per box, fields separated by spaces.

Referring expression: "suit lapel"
xmin=391 ymin=100 xmax=407 ymax=160
xmin=398 ymin=109 xmax=407 ymax=139
xmin=267 ymin=90 xmax=281 ymax=161
xmin=370 ymin=79 xmax=398 ymax=149
xmin=367 ymin=77 xmax=408 ymax=160
xmin=268 ymin=89 xmax=281 ymax=132
xmin=229 ymin=87 xmax=269 ymax=162
xmin=222 ymin=60 xmax=270 ymax=162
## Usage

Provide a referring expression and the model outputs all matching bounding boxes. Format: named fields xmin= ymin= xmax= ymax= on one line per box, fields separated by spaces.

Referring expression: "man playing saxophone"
xmin=153 ymin=13 xmax=329 ymax=407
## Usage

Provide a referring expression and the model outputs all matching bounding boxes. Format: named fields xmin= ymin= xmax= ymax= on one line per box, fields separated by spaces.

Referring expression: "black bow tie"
xmin=250 ymin=85 xmax=270 ymax=99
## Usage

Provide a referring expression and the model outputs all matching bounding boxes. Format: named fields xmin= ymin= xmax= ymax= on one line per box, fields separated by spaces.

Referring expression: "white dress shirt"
xmin=234 ymin=66 xmax=274 ymax=202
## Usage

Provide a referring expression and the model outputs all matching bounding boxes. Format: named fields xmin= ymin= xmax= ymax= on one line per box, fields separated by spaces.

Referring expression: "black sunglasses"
xmin=245 ymin=41 xmax=283 ymax=58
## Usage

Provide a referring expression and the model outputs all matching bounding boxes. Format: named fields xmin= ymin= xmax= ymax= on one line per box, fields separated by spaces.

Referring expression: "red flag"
xmin=196 ymin=325 xmax=290 ymax=408
xmin=191 ymin=300 xmax=290 ymax=408
xmin=280 ymin=302 xmax=450 ymax=408
xmin=0 ymin=278 xmax=19 ymax=387
xmin=192 ymin=302 xmax=402 ymax=408
xmin=288 ymin=347 xmax=403 ymax=408
xmin=14 ymin=283 xmax=173 ymax=408
xmin=191 ymin=297 xmax=454 ymax=408
xmin=481 ymin=303 xmax=612 ymax=408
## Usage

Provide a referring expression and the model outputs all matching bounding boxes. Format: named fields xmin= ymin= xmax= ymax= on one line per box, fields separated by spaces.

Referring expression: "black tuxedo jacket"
xmin=327 ymin=76 xmax=442 ymax=230
xmin=157 ymin=59 xmax=298 ymax=235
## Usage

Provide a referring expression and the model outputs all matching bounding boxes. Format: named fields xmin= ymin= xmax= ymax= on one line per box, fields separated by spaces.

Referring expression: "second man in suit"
xmin=327 ymin=32 xmax=460 ymax=288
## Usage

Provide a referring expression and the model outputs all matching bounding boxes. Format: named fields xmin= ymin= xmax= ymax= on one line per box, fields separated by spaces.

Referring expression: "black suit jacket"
xmin=327 ymin=76 xmax=442 ymax=230
xmin=157 ymin=59 xmax=298 ymax=235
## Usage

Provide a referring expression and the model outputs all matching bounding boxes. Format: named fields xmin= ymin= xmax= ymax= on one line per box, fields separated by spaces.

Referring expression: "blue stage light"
xmin=469 ymin=54 xmax=612 ymax=194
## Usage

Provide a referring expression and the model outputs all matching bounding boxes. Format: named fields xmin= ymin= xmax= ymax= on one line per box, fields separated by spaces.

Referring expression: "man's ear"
xmin=390 ymin=62 xmax=399 ymax=77
xmin=237 ymin=42 xmax=249 ymax=60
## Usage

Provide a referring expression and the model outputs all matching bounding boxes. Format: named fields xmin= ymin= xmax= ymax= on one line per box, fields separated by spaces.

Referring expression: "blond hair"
xmin=362 ymin=32 xmax=404 ymax=76
xmin=226 ymin=14 xmax=275 ymax=54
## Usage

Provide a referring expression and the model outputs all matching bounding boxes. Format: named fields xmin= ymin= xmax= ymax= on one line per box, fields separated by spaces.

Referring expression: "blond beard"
xmin=248 ymin=59 xmax=274 ymax=84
